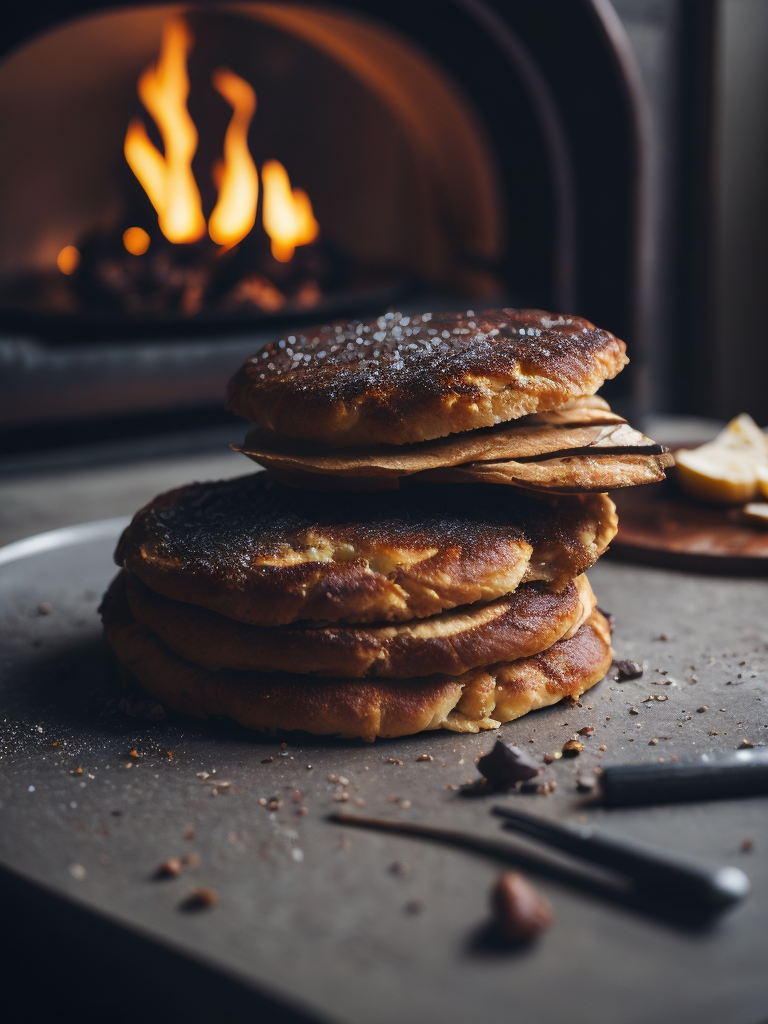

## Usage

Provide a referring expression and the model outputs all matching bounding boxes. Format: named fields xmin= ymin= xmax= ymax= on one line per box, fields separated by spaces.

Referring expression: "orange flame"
xmin=262 ymin=159 xmax=319 ymax=262
xmin=124 ymin=18 xmax=206 ymax=244
xmin=208 ymin=69 xmax=259 ymax=248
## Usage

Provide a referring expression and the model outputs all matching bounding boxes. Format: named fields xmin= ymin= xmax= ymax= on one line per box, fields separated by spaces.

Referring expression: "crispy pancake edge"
xmin=124 ymin=571 xmax=596 ymax=678
xmin=101 ymin=576 xmax=613 ymax=741
xmin=115 ymin=475 xmax=617 ymax=625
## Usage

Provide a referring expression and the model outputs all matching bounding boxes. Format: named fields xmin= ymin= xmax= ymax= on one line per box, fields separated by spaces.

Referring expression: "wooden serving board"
xmin=610 ymin=477 xmax=768 ymax=574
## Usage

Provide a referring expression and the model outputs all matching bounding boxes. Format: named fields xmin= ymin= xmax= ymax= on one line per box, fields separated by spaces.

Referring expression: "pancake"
xmin=123 ymin=570 xmax=596 ymax=678
xmin=419 ymin=450 xmax=675 ymax=492
xmin=101 ymin=575 xmax=613 ymax=741
xmin=115 ymin=473 xmax=617 ymax=626
xmin=226 ymin=309 xmax=629 ymax=447
xmin=235 ymin=402 xmax=665 ymax=480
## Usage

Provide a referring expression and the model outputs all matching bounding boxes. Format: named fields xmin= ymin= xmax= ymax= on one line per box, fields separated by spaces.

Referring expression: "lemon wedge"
xmin=743 ymin=502 xmax=768 ymax=529
xmin=675 ymin=413 xmax=768 ymax=505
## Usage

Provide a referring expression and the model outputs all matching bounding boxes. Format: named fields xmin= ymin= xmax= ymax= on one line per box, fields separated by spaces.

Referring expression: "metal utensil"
xmin=492 ymin=805 xmax=749 ymax=910
xmin=597 ymin=747 xmax=768 ymax=806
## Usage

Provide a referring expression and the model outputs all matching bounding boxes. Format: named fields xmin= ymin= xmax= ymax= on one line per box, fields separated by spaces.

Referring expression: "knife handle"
xmin=599 ymin=748 xmax=768 ymax=807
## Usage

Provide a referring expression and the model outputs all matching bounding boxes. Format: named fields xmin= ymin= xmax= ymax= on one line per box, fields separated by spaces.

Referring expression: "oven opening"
xmin=0 ymin=4 xmax=504 ymax=341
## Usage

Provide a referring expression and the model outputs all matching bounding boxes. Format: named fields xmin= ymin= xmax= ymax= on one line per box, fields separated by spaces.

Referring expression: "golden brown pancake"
xmin=226 ymin=309 xmax=629 ymax=447
xmin=123 ymin=570 xmax=596 ymax=678
xmin=115 ymin=473 xmax=617 ymax=626
xmin=101 ymin=574 xmax=613 ymax=741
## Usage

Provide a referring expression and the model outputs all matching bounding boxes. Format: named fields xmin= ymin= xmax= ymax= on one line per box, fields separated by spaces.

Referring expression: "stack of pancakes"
xmin=103 ymin=308 xmax=671 ymax=741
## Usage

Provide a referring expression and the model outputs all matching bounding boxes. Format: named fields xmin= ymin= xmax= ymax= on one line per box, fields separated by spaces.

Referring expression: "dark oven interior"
xmin=0 ymin=1 xmax=647 ymax=445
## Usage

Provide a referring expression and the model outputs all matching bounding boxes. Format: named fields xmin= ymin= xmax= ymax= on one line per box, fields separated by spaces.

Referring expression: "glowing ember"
xmin=208 ymin=69 xmax=259 ymax=248
xmin=57 ymin=245 xmax=80 ymax=275
xmin=123 ymin=226 xmax=151 ymax=255
xmin=124 ymin=18 xmax=206 ymax=244
xmin=262 ymin=159 xmax=320 ymax=263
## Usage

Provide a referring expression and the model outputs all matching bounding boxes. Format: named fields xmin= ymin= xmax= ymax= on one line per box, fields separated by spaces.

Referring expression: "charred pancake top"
xmin=226 ymin=308 xmax=629 ymax=446
xmin=115 ymin=472 xmax=617 ymax=626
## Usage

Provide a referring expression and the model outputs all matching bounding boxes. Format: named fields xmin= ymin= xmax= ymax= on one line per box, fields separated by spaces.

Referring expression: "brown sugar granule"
xmin=267 ymin=798 xmax=282 ymax=811
xmin=648 ymin=738 xmax=658 ymax=746
xmin=738 ymin=739 xmax=754 ymax=749
xmin=387 ymin=758 xmax=404 ymax=765
xmin=37 ymin=602 xmax=53 ymax=615
xmin=180 ymin=887 xmax=218 ymax=911
xmin=740 ymin=838 xmax=754 ymax=853
xmin=416 ymin=753 xmax=433 ymax=762
xmin=697 ymin=706 xmax=708 ymax=713
xmin=577 ymin=726 xmax=595 ymax=736
xmin=157 ymin=857 xmax=182 ymax=878
xmin=492 ymin=871 xmax=552 ymax=942
xmin=333 ymin=791 xmax=350 ymax=803
xmin=128 ymin=750 xmax=140 ymax=759
xmin=598 ymin=744 xmax=607 ymax=751
xmin=562 ymin=740 xmax=583 ymax=757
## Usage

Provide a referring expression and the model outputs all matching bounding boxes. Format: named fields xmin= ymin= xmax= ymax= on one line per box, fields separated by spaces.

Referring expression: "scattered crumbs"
xmin=386 ymin=794 xmax=400 ymax=803
xmin=196 ymin=771 xmax=210 ymax=780
xmin=576 ymin=775 xmax=596 ymax=793
xmin=291 ymin=789 xmax=303 ymax=803
xmin=656 ymin=695 xmax=668 ymax=702
xmin=181 ymin=853 xmax=200 ymax=869
xmin=180 ymin=887 xmax=218 ymax=911
xmin=68 ymin=864 xmax=86 ymax=881
xmin=37 ymin=602 xmax=53 ymax=615
xmin=267 ymin=798 xmax=282 ymax=811
xmin=562 ymin=739 xmax=583 ymax=757
xmin=697 ymin=706 xmax=709 ymax=713
xmin=70 ymin=767 xmax=83 ymax=775
xmin=258 ymin=797 xmax=267 ymax=806
xmin=658 ymin=757 xmax=666 ymax=763
xmin=354 ymin=797 xmax=367 ymax=808
xmin=157 ymin=857 xmax=182 ymax=878
xmin=260 ymin=756 xmax=274 ymax=764
xmin=128 ymin=750 xmax=140 ymax=759
xmin=598 ymin=745 xmax=607 ymax=752
xmin=577 ymin=726 xmax=594 ymax=736
xmin=629 ymin=707 xmax=639 ymax=716
xmin=543 ymin=752 xmax=562 ymax=764
xmin=658 ymin=634 xmax=669 ymax=641
xmin=327 ymin=774 xmax=339 ymax=783
xmin=387 ymin=758 xmax=403 ymax=765
xmin=648 ymin=738 xmax=658 ymax=746
xmin=306 ymin=765 xmax=314 ymax=770
xmin=520 ymin=780 xmax=556 ymax=795
xmin=709 ymin=731 xmax=720 ymax=736
xmin=398 ymin=799 xmax=412 ymax=810
xmin=333 ymin=791 xmax=350 ymax=803
xmin=613 ymin=660 xmax=643 ymax=681
xmin=740 ymin=838 xmax=754 ymax=853
xmin=390 ymin=860 xmax=411 ymax=876
xmin=446 ymin=784 xmax=459 ymax=790
xmin=738 ymin=739 xmax=755 ymax=749
xmin=416 ymin=754 xmax=433 ymax=762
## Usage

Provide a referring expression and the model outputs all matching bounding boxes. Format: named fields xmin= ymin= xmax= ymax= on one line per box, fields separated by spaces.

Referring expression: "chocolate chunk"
xmin=476 ymin=740 xmax=541 ymax=788
xmin=613 ymin=659 xmax=643 ymax=681
xmin=492 ymin=871 xmax=552 ymax=942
